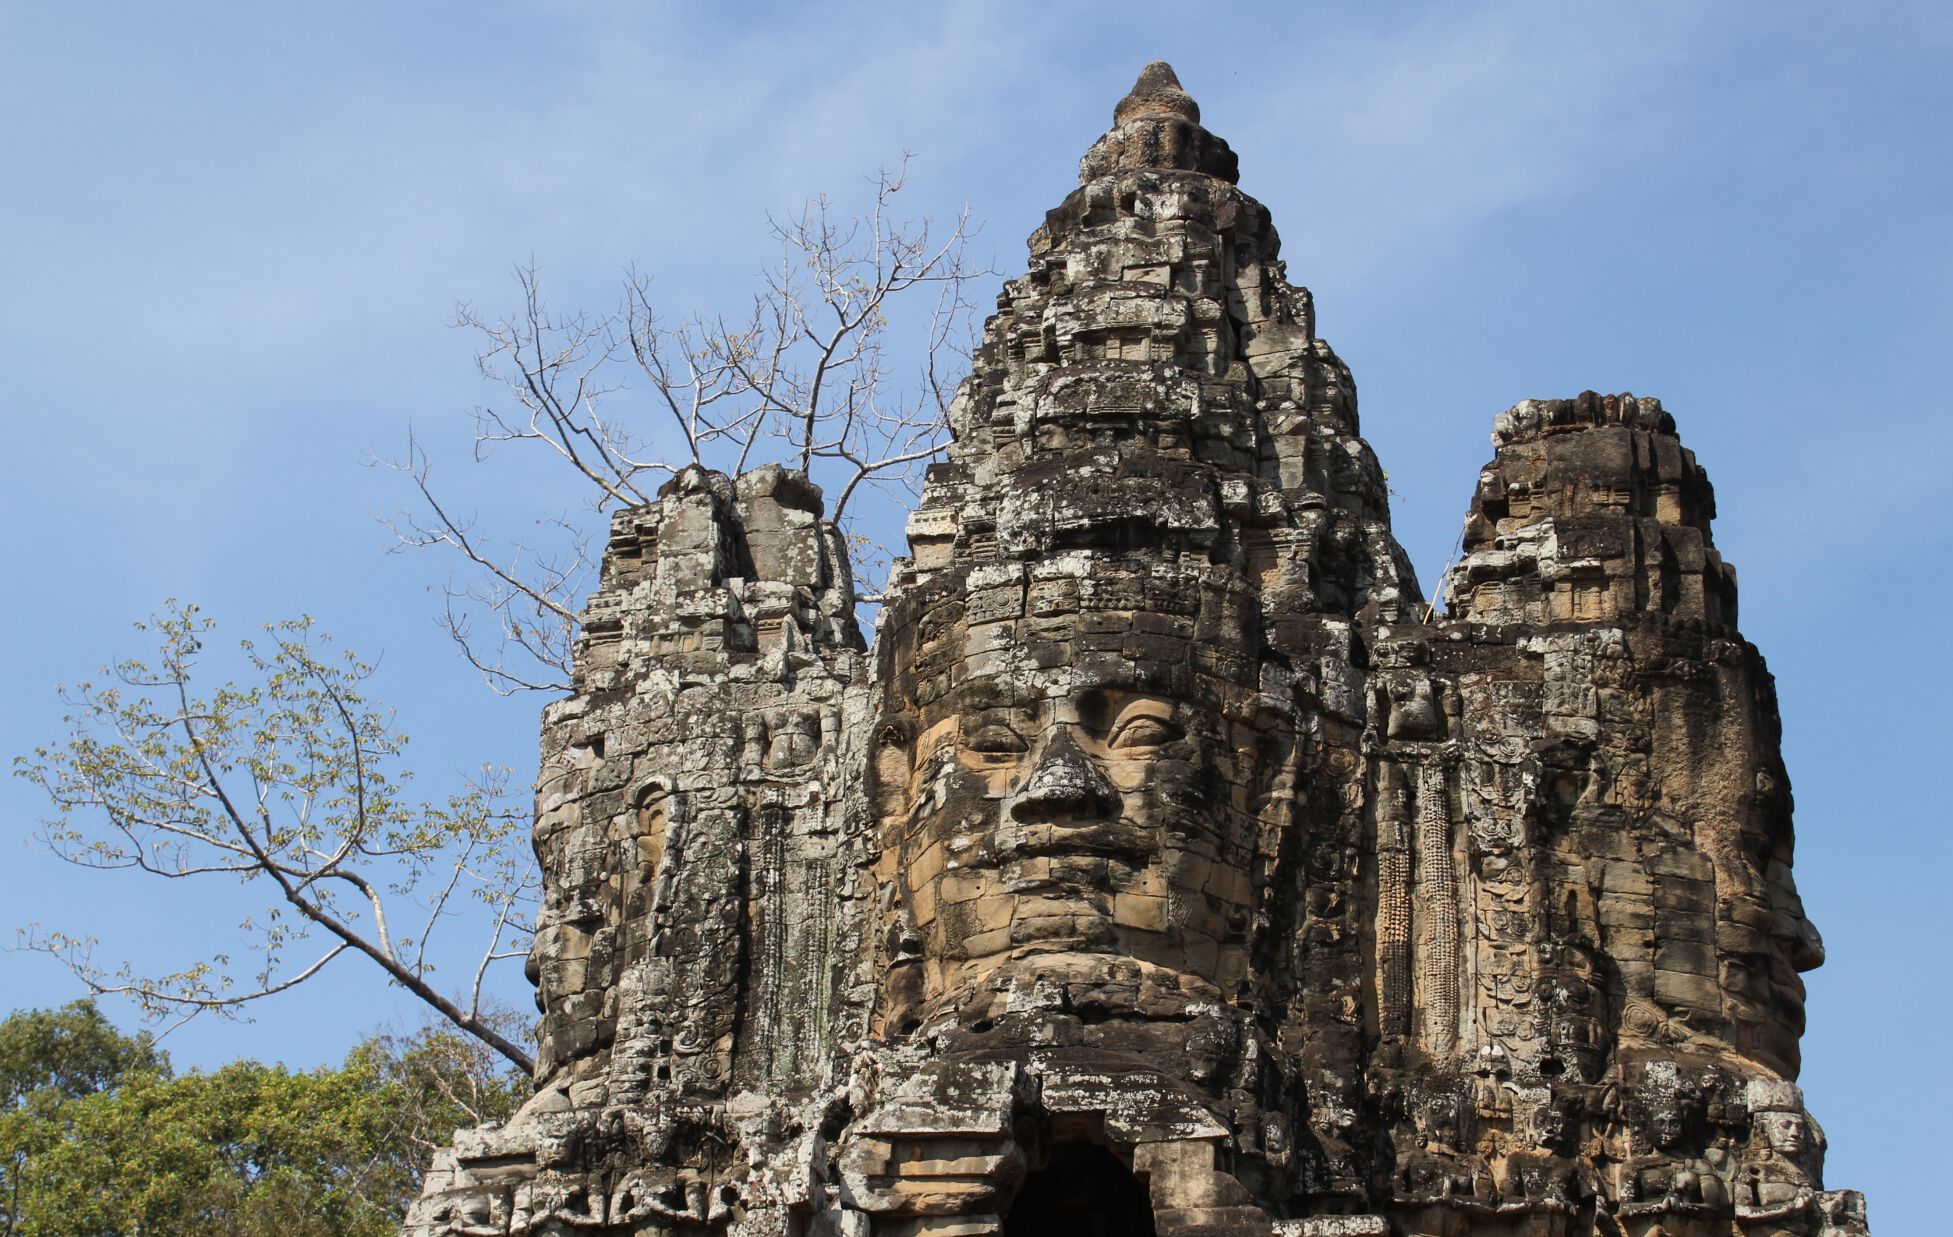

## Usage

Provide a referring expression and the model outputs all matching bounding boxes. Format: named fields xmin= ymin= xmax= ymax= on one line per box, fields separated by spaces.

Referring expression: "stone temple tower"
xmin=406 ymin=63 xmax=1869 ymax=1237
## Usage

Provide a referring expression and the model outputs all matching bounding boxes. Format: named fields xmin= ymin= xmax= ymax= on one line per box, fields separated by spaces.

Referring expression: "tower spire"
xmin=1112 ymin=60 xmax=1200 ymax=126
xmin=1080 ymin=60 xmax=1239 ymax=182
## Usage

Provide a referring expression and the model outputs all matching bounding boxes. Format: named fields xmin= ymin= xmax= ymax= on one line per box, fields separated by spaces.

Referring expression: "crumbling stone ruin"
xmin=406 ymin=63 xmax=1869 ymax=1237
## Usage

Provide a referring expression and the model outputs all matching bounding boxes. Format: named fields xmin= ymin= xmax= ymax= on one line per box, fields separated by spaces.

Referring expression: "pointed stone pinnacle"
xmin=1114 ymin=60 xmax=1200 ymax=127
xmin=1084 ymin=59 xmax=1235 ymax=183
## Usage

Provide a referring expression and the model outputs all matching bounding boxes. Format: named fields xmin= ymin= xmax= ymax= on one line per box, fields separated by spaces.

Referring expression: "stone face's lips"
xmin=987 ymin=820 xmax=1154 ymax=865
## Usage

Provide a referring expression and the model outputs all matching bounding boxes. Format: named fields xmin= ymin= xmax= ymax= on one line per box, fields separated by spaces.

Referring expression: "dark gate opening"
xmin=1003 ymin=1143 xmax=1156 ymax=1237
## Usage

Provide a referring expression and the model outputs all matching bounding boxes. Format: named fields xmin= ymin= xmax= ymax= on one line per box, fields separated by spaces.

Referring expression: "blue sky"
xmin=2 ymin=3 xmax=1946 ymax=1226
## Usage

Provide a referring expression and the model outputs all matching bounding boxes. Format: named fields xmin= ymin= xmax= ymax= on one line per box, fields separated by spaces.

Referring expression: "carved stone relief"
xmin=405 ymin=63 xmax=1866 ymax=1237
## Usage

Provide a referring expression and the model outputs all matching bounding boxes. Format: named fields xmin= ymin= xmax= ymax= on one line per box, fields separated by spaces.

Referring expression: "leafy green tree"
xmin=14 ymin=603 xmax=537 ymax=1071
xmin=0 ymin=1000 xmax=166 ymax=1108
xmin=0 ymin=1004 xmax=525 ymax=1236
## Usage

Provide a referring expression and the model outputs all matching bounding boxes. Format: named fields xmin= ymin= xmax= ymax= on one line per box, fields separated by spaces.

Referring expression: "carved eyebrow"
xmin=960 ymin=683 xmax=1038 ymax=712
xmin=1100 ymin=694 xmax=1175 ymax=730
xmin=1068 ymin=664 xmax=1143 ymax=695
xmin=967 ymin=705 xmax=1034 ymax=730
xmin=1111 ymin=695 xmax=1174 ymax=720
xmin=961 ymin=720 xmax=1031 ymax=755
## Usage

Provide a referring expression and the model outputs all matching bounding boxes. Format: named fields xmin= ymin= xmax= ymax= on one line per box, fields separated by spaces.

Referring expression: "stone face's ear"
xmin=868 ymin=719 xmax=916 ymax=824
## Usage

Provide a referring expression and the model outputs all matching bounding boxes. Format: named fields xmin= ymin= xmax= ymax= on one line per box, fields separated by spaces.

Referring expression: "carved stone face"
xmin=1412 ymin=1094 xmax=1462 ymax=1151
xmin=1649 ymin=1105 xmax=1688 ymax=1152
xmin=874 ymin=580 xmax=1267 ymax=1018
xmin=1757 ymin=1111 xmax=1808 ymax=1158
xmin=1531 ymin=1100 xmax=1572 ymax=1151
xmin=1721 ymin=764 xmax=1822 ymax=1074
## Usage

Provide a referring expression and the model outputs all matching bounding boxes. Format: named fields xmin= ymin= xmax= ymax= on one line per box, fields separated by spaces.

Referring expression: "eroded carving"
xmin=405 ymin=63 xmax=1866 ymax=1237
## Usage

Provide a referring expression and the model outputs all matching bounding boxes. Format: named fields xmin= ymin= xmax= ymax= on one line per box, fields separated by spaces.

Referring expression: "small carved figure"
xmin=1620 ymin=1095 xmax=1728 ymax=1214
xmin=1396 ymin=1094 xmax=1497 ymax=1206
xmin=1498 ymin=1095 xmax=1582 ymax=1211
xmin=1533 ymin=941 xmax=1612 ymax=1083
xmin=1738 ymin=1109 xmax=1819 ymax=1219
xmin=1386 ymin=676 xmax=1442 ymax=741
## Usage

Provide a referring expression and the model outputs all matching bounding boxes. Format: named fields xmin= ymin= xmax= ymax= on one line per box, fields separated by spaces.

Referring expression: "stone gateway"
xmin=406 ymin=63 xmax=1869 ymax=1237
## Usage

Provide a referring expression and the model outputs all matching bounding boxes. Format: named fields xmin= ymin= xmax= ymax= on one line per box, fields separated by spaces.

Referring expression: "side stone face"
xmin=406 ymin=64 xmax=1866 ymax=1237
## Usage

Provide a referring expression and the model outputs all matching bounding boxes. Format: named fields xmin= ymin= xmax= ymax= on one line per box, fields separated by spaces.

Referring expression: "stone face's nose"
xmin=1114 ymin=60 xmax=1200 ymax=127
xmin=1009 ymin=730 xmax=1120 ymax=823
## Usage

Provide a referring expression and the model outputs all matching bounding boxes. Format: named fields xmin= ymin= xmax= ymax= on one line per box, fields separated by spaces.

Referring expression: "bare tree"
xmin=13 ymin=164 xmax=983 ymax=1076
xmin=13 ymin=603 xmax=539 ymax=1072
xmin=384 ymin=160 xmax=987 ymax=694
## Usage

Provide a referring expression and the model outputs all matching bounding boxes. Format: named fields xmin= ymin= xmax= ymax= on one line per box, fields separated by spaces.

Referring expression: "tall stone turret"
xmin=406 ymin=65 xmax=1867 ymax=1237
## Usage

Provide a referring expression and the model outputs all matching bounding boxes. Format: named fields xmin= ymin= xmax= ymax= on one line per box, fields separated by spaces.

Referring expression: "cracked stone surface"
xmin=405 ymin=63 xmax=1868 ymax=1237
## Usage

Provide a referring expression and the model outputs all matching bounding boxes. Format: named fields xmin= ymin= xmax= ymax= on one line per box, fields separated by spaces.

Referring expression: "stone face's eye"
xmin=964 ymin=724 xmax=1029 ymax=756
xmin=1109 ymin=714 xmax=1180 ymax=749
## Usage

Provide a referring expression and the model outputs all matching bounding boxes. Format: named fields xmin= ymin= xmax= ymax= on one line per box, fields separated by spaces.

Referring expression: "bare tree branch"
xmin=376 ymin=431 xmax=585 ymax=694
xmin=389 ymin=159 xmax=990 ymax=686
